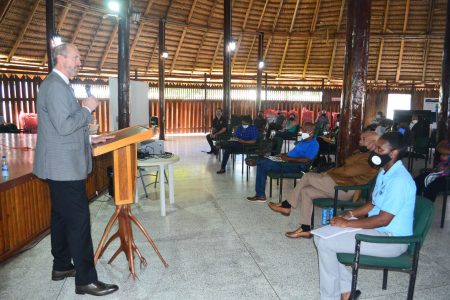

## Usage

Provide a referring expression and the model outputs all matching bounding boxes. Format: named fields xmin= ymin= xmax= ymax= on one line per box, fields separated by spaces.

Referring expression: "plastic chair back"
xmin=407 ymin=196 xmax=434 ymax=254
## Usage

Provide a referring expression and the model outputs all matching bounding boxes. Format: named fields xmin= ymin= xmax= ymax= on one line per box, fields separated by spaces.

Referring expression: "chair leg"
xmin=382 ymin=269 xmax=388 ymax=290
xmin=270 ymin=178 xmax=273 ymax=197
xmin=138 ymin=168 xmax=148 ymax=198
xmin=441 ymin=193 xmax=447 ymax=228
xmin=311 ymin=207 xmax=315 ymax=230
xmin=407 ymin=246 xmax=421 ymax=300
xmin=350 ymin=241 xmax=361 ymax=300
xmin=279 ymin=178 xmax=283 ymax=203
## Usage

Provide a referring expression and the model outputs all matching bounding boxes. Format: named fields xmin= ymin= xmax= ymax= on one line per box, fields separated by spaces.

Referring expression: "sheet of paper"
xmin=311 ymin=225 xmax=361 ymax=239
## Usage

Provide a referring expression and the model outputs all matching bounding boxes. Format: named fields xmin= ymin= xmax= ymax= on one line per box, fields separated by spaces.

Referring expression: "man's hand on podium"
xmin=92 ymin=134 xmax=115 ymax=144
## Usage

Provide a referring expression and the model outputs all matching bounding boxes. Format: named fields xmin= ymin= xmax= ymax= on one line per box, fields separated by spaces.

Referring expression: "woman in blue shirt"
xmin=314 ymin=132 xmax=416 ymax=300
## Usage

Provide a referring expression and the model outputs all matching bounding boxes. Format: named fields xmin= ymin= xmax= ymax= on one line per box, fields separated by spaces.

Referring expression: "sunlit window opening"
xmin=387 ymin=94 xmax=411 ymax=119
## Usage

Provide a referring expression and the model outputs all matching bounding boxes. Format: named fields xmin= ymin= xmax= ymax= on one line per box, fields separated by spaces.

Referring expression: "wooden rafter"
xmin=7 ymin=0 xmax=41 ymax=62
xmin=98 ymin=24 xmax=118 ymax=71
xmin=263 ymin=0 xmax=284 ymax=60
xmin=375 ymin=0 xmax=391 ymax=82
xmin=81 ymin=17 xmax=103 ymax=69
xmin=192 ymin=0 xmax=220 ymax=73
xmin=395 ymin=0 xmax=410 ymax=82
xmin=242 ymin=0 xmax=269 ymax=73
xmin=328 ymin=0 xmax=345 ymax=79
xmin=422 ymin=0 xmax=436 ymax=82
xmin=169 ymin=0 xmax=198 ymax=74
xmin=0 ymin=0 xmax=14 ymax=26
xmin=278 ymin=0 xmax=301 ymax=77
xmin=231 ymin=0 xmax=254 ymax=72
xmin=210 ymin=33 xmax=223 ymax=75
xmin=41 ymin=3 xmax=72 ymax=66
xmin=145 ymin=0 xmax=173 ymax=74
xmin=302 ymin=0 xmax=321 ymax=78
xmin=71 ymin=12 xmax=86 ymax=44
xmin=129 ymin=0 xmax=155 ymax=62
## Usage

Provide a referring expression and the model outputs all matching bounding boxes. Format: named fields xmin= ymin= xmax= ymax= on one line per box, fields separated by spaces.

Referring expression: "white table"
xmin=137 ymin=155 xmax=180 ymax=216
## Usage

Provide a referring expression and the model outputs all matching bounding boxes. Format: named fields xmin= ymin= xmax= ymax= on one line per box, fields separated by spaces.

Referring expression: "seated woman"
xmin=274 ymin=113 xmax=298 ymax=139
xmin=314 ymin=132 xmax=415 ymax=300
xmin=414 ymin=139 xmax=450 ymax=202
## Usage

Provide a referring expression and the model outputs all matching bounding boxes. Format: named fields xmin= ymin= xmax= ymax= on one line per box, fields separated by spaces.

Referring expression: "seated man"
xmin=206 ymin=108 xmax=227 ymax=154
xmin=247 ymin=122 xmax=319 ymax=202
xmin=314 ymin=132 xmax=415 ymax=300
xmin=253 ymin=110 xmax=267 ymax=133
xmin=266 ymin=110 xmax=286 ymax=139
xmin=269 ymin=131 xmax=379 ymax=238
xmin=217 ymin=116 xmax=258 ymax=174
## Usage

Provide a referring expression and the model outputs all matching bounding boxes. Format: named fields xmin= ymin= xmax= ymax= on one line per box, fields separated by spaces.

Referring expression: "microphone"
xmin=85 ymin=84 xmax=92 ymax=97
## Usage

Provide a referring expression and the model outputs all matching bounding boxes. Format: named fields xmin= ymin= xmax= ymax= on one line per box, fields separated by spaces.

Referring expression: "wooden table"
xmin=0 ymin=133 xmax=112 ymax=262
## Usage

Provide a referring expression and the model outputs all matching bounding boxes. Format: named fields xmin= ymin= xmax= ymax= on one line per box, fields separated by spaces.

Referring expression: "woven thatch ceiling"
xmin=0 ymin=0 xmax=447 ymax=85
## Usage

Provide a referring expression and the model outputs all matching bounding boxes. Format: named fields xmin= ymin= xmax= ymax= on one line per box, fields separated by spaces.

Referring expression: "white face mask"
xmin=242 ymin=124 xmax=249 ymax=129
xmin=336 ymin=122 xmax=339 ymax=127
xmin=301 ymin=132 xmax=310 ymax=140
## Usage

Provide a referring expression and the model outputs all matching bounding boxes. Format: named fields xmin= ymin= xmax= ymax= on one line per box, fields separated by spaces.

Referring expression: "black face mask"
xmin=322 ymin=113 xmax=326 ymax=116
xmin=290 ymin=117 xmax=295 ymax=121
xmin=359 ymin=146 xmax=369 ymax=153
xmin=368 ymin=151 xmax=391 ymax=167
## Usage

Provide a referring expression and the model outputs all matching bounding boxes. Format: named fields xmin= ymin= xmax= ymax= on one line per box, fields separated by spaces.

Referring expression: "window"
xmin=386 ymin=94 xmax=411 ymax=119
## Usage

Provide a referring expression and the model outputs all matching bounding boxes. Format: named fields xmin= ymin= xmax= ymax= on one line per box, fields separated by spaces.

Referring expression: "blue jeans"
xmin=255 ymin=159 xmax=303 ymax=197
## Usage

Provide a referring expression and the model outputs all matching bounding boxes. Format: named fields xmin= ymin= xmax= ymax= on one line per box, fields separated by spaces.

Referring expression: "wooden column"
xmin=223 ymin=0 xmax=232 ymax=126
xmin=203 ymin=73 xmax=208 ymax=133
xmin=118 ymin=0 xmax=130 ymax=129
xmin=264 ymin=72 xmax=268 ymax=110
xmin=45 ymin=0 xmax=55 ymax=73
xmin=336 ymin=0 xmax=371 ymax=166
xmin=439 ymin=0 xmax=450 ymax=142
xmin=256 ymin=32 xmax=264 ymax=112
xmin=159 ymin=18 xmax=166 ymax=140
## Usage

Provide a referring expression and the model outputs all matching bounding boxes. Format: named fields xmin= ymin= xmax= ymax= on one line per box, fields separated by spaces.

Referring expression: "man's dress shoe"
xmin=75 ymin=281 xmax=119 ymax=296
xmin=285 ymin=227 xmax=312 ymax=239
xmin=268 ymin=202 xmax=291 ymax=216
xmin=52 ymin=268 xmax=76 ymax=281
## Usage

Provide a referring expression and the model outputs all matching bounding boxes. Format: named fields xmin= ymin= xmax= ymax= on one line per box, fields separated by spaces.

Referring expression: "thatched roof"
xmin=0 ymin=0 xmax=447 ymax=86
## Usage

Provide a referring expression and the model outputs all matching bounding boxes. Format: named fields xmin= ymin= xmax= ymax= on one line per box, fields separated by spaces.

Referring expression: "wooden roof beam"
xmin=242 ymin=0 xmax=269 ymax=73
xmin=210 ymin=33 xmax=223 ymax=75
xmin=231 ymin=0 xmax=254 ymax=72
xmin=7 ymin=0 xmax=41 ymax=62
xmin=192 ymin=0 xmax=220 ymax=73
xmin=98 ymin=24 xmax=118 ymax=71
xmin=395 ymin=0 xmax=410 ymax=82
xmin=328 ymin=0 xmax=345 ymax=80
xmin=375 ymin=0 xmax=391 ymax=82
xmin=71 ymin=12 xmax=86 ymax=44
xmin=263 ymin=0 xmax=284 ymax=60
xmin=278 ymin=0 xmax=301 ymax=77
xmin=422 ymin=0 xmax=436 ymax=82
xmin=302 ymin=0 xmax=321 ymax=78
xmin=41 ymin=3 xmax=72 ymax=66
xmin=129 ymin=0 xmax=155 ymax=61
xmin=81 ymin=17 xmax=103 ymax=69
xmin=0 ymin=0 xmax=14 ymax=26
xmin=145 ymin=0 xmax=173 ymax=74
xmin=169 ymin=0 xmax=198 ymax=74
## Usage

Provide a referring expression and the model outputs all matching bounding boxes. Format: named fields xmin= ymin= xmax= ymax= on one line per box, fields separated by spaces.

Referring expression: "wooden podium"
xmin=91 ymin=126 xmax=168 ymax=277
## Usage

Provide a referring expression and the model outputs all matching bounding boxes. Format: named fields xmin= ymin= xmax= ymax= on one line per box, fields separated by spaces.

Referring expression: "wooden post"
xmin=256 ymin=32 xmax=264 ymax=112
xmin=223 ymin=0 xmax=232 ymax=126
xmin=204 ymin=73 xmax=208 ymax=133
xmin=45 ymin=0 xmax=55 ymax=73
xmin=118 ymin=0 xmax=130 ymax=129
xmin=159 ymin=18 xmax=166 ymax=140
xmin=336 ymin=0 xmax=371 ymax=166
xmin=439 ymin=0 xmax=450 ymax=142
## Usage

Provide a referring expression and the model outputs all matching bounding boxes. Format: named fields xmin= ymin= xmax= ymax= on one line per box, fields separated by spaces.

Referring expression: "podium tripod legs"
xmin=94 ymin=205 xmax=168 ymax=278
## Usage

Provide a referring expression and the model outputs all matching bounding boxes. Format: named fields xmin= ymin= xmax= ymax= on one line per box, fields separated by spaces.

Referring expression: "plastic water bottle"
xmin=2 ymin=155 xmax=8 ymax=178
xmin=321 ymin=208 xmax=329 ymax=225
xmin=328 ymin=208 xmax=334 ymax=223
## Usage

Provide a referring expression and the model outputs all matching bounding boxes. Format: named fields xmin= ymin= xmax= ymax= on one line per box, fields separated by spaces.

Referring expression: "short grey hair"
xmin=51 ymin=43 xmax=74 ymax=66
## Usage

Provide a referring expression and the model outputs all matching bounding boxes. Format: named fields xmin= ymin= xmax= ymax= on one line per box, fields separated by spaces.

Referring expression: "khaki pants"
xmin=287 ymin=173 xmax=354 ymax=226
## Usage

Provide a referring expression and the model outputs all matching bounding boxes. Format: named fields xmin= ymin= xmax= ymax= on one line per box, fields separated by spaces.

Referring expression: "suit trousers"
xmin=48 ymin=179 xmax=98 ymax=286
xmin=314 ymin=230 xmax=407 ymax=300
xmin=287 ymin=173 xmax=354 ymax=226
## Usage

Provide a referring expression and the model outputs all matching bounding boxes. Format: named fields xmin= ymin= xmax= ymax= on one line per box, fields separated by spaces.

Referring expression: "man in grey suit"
xmin=33 ymin=43 xmax=118 ymax=296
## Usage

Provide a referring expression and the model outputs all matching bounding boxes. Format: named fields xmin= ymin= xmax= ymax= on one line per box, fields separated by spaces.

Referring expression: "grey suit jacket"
xmin=33 ymin=72 xmax=93 ymax=181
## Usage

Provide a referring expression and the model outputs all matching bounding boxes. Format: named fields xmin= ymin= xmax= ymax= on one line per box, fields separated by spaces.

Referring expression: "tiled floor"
xmin=1 ymin=136 xmax=449 ymax=299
